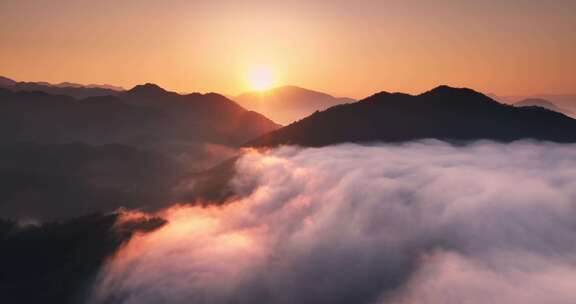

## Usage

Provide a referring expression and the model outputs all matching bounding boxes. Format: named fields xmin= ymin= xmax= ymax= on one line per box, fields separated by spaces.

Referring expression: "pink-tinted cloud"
xmin=90 ymin=140 xmax=576 ymax=304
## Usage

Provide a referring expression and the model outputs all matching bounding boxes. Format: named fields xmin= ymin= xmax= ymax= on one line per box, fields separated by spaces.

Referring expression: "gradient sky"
xmin=1 ymin=0 xmax=575 ymax=98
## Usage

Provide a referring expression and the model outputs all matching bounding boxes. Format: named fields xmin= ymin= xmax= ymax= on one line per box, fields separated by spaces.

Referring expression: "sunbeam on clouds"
xmin=90 ymin=141 xmax=576 ymax=304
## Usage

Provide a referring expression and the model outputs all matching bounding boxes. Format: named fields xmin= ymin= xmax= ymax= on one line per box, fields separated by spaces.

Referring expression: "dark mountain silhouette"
xmin=0 ymin=88 xmax=159 ymax=146
xmin=249 ymin=85 xmax=576 ymax=147
xmin=0 ymin=83 xmax=278 ymax=219
xmin=515 ymin=98 xmax=573 ymax=115
xmin=118 ymin=83 xmax=280 ymax=145
xmin=120 ymin=83 xmax=179 ymax=106
xmin=0 ymin=212 xmax=165 ymax=304
xmin=0 ymin=84 xmax=278 ymax=147
xmin=235 ymin=85 xmax=355 ymax=125
xmin=0 ymin=143 xmax=186 ymax=220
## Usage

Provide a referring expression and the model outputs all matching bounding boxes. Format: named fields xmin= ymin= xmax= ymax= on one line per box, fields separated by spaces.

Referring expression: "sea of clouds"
xmin=90 ymin=140 xmax=576 ymax=304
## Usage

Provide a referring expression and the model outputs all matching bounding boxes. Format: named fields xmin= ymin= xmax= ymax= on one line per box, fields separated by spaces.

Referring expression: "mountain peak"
xmin=234 ymin=85 xmax=356 ymax=125
xmin=272 ymin=85 xmax=315 ymax=93
xmin=248 ymin=86 xmax=576 ymax=147
xmin=369 ymin=91 xmax=412 ymax=99
xmin=128 ymin=83 xmax=167 ymax=94
xmin=368 ymin=86 xmax=488 ymax=103
xmin=120 ymin=83 xmax=180 ymax=106
xmin=423 ymin=85 xmax=481 ymax=96
xmin=419 ymin=85 xmax=497 ymax=106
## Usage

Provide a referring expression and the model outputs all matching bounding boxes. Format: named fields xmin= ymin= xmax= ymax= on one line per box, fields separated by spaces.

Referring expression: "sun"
xmin=248 ymin=66 xmax=275 ymax=91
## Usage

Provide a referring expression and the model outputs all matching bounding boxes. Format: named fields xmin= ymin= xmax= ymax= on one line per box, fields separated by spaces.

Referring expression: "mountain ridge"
xmin=248 ymin=85 xmax=576 ymax=147
xmin=0 ymin=75 xmax=122 ymax=99
xmin=0 ymin=81 xmax=279 ymax=219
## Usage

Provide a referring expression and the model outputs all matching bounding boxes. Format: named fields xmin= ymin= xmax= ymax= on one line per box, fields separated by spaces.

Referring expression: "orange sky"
xmin=1 ymin=0 xmax=575 ymax=99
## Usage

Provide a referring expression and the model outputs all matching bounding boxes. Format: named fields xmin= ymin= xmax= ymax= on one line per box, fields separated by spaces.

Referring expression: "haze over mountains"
xmin=3 ymin=77 xmax=576 ymax=219
xmin=514 ymin=98 xmax=573 ymax=116
xmin=3 ymin=76 xmax=576 ymax=304
xmin=235 ymin=85 xmax=355 ymax=125
xmin=0 ymin=80 xmax=278 ymax=219
xmin=3 ymin=0 xmax=575 ymax=302
xmin=490 ymin=92 xmax=576 ymax=116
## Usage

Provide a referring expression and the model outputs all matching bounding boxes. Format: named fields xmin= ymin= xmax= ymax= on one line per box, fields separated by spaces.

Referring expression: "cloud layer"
xmin=90 ymin=141 xmax=576 ymax=304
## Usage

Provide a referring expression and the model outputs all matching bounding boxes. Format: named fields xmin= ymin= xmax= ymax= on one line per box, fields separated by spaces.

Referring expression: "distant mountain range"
xmin=0 ymin=75 xmax=123 ymax=99
xmin=490 ymin=93 xmax=576 ymax=116
xmin=249 ymin=85 xmax=576 ymax=147
xmin=51 ymin=81 xmax=124 ymax=91
xmin=514 ymin=98 xmax=573 ymax=116
xmin=235 ymin=85 xmax=355 ymax=125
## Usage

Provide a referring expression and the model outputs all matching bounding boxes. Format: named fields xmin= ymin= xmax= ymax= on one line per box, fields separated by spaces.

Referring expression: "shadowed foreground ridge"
xmin=248 ymin=85 xmax=576 ymax=147
xmin=0 ymin=213 xmax=166 ymax=304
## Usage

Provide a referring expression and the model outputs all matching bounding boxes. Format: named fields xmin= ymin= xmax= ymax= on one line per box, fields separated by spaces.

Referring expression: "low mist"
xmin=90 ymin=141 xmax=576 ymax=304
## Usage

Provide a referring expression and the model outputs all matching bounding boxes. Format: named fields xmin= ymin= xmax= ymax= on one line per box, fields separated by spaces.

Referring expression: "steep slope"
xmin=235 ymin=85 xmax=355 ymax=125
xmin=0 ymin=75 xmax=17 ymax=87
xmin=249 ymin=86 xmax=576 ymax=147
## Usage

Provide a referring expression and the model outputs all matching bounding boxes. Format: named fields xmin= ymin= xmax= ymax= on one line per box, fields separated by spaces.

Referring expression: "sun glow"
xmin=247 ymin=66 xmax=275 ymax=91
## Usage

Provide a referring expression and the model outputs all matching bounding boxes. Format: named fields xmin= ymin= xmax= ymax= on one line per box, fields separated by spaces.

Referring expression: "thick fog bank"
xmin=91 ymin=141 xmax=576 ymax=304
